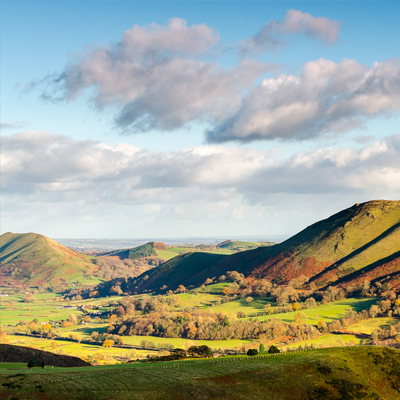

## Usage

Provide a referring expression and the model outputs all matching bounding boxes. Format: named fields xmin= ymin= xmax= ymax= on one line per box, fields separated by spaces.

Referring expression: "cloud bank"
xmin=3 ymin=131 xmax=400 ymax=206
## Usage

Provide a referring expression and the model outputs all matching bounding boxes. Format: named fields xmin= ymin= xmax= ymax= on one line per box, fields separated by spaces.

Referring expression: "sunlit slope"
xmin=95 ymin=252 xmax=228 ymax=295
xmin=207 ymin=200 xmax=400 ymax=287
xmin=0 ymin=232 xmax=97 ymax=286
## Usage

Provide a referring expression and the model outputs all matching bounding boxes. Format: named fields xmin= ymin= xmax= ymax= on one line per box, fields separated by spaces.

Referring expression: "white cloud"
xmin=240 ymin=9 xmax=340 ymax=54
xmin=3 ymin=131 xmax=400 ymax=203
xmin=41 ymin=18 xmax=265 ymax=132
xmin=3 ymin=131 xmax=400 ymax=237
xmin=207 ymin=58 xmax=400 ymax=143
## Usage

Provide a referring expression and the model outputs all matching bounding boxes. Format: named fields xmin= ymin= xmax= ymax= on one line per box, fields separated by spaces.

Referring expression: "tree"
xmin=292 ymin=302 xmax=299 ymax=311
xmin=187 ymin=345 xmax=213 ymax=358
xmin=24 ymin=293 xmax=34 ymax=303
xmin=247 ymin=349 xmax=258 ymax=356
xmin=259 ymin=343 xmax=265 ymax=353
xmin=268 ymin=345 xmax=280 ymax=354
xmin=116 ymin=306 xmax=126 ymax=316
xmin=177 ymin=285 xmax=186 ymax=294
xmin=68 ymin=313 xmax=77 ymax=325
xmin=102 ymin=339 xmax=114 ymax=348
xmin=245 ymin=297 xmax=254 ymax=303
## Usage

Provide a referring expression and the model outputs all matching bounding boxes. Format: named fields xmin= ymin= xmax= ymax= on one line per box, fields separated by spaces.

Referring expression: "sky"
xmin=2 ymin=0 xmax=400 ymax=239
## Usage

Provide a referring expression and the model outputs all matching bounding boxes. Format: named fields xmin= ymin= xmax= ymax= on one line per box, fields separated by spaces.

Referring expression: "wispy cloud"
xmin=240 ymin=9 xmax=341 ymax=55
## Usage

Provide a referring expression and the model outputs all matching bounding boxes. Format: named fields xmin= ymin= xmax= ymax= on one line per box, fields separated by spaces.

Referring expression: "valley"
xmin=2 ymin=200 xmax=400 ymax=398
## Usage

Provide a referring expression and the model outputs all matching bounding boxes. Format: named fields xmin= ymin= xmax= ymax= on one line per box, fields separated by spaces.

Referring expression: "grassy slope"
xmin=127 ymin=200 xmax=400 ymax=293
xmin=217 ymin=240 xmax=270 ymax=251
xmin=0 ymin=347 xmax=400 ymax=399
xmin=0 ymin=343 xmax=90 ymax=367
xmin=155 ymin=247 xmax=234 ymax=261
xmin=207 ymin=200 xmax=400 ymax=287
xmin=131 ymin=252 xmax=229 ymax=293
xmin=0 ymin=232 xmax=97 ymax=286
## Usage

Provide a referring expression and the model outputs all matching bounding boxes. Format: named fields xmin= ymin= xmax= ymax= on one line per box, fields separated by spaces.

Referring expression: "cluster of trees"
xmin=109 ymin=310 xmax=320 ymax=341
xmin=88 ymin=331 xmax=124 ymax=346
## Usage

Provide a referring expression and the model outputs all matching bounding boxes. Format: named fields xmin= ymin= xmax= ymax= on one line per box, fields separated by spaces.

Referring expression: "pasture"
xmin=0 ymin=347 xmax=399 ymax=399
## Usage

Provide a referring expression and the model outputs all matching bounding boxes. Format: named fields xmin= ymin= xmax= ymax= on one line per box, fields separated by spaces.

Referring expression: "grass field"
xmin=347 ymin=317 xmax=399 ymax=334
xmin=284 ymin=334 xmax=362 ymax=350
xmin=245 ymin=298 xmax=378 ymax=324
xmin=5 ymin=335 xmax=154 ymax=361
xmin=209 ymin=297 xmax=273 ymax=315
xmin=155 ymin=246 xmax=234 ymax=261
xmin=0 ymin=347 xmax=399 ymax=399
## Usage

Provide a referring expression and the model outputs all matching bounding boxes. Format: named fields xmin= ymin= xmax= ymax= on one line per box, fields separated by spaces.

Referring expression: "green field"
xmin=5 ymin=335 xmax=154 ymax=361
xmin=209 ymin=297 xmax=273 ymax=315
xmin=0 ymin=347 xmax=399 ymax=399
xmin=245 ymin=298 xmax=378 ymax=324
xmin=347 ymin=317 xmax=399 ymax=334
xmin=155 ymin=246 xmax=234 ymax=261
xmin=284 ymin=334 xmax=362 ymax=350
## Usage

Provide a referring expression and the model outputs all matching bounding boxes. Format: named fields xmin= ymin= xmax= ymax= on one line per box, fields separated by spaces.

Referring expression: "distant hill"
xmin=0 ymin=344 xmax=90 ymax=367
xmin=94 ymin=241 xmax=168 ymax=260
xmin=114 ymin=200 xmax=400 ymax=293
xmin=0 ymin=232 xmax=97 ymax=287
xmin=92 ymin=252 xmax=228 ymax=295
xmin=216 ymin=240 xmax=272 ymax=252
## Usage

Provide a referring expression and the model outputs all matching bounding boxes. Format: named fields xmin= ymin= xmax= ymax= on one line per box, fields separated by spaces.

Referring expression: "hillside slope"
xmin=202 ymin=200 xmax=400 ymax=288
xmin=0 ymin=232 xmax=97 ymax=286
xmin=96 ymin=241 xmax=168 ymax=260
xmin=0 ymin=347 xmax=399 ymax=399
xmin=0 ymin=344 xmax=90 ymax=367
xmin=126 ymin=200 xmax=400 ymax=292
xmin=93 ymin=252 xmax=228 ymax=295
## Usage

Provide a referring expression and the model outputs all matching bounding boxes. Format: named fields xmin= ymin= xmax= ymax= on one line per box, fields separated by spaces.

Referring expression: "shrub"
xmin=268 ymin=345 xmax=280 ymax=354
xmin=247 ymin=349 xmax=258 ymax=356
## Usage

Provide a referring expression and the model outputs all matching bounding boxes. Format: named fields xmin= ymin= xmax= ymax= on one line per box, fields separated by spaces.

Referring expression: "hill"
xmin=0 ymin=232 xmax=97 ymax=287
xmin=0 ymin=347 xmax=399 ymax=399
xmin=93 ymin=252 xmax=228 ymax=295
xmin=96 ymin=241 xmax=168 ymax=260
xmin=123 ymin=200 xmax=400 ymax=293
xmin=216 ymin=240 xmax=272 ymax=252
xmin=203 ymin=200 xmax=400 ymax=288
xmin=0 ymin=344 xmax=90 ymax=367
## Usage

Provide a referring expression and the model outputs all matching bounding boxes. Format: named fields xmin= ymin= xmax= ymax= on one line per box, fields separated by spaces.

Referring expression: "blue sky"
xmin=2 ymin=1 xmax=400 ymax=239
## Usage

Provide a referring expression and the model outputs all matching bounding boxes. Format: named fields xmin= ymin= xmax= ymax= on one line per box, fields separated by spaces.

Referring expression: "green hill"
xmin=205 ymin=200 xmax=400 ymax=288
xmin=95 ymin=241 xmax=169 ymax=260
xmin=127 ymin=200 xmax=400 ymax=292
xmin=93 ymin=252 xmax=228 ymax=295
xmin=0 ymin=232 xmax=97 ymax=287
xmin=216 ymin=240 xmax=271 ymax=252
xmin=0 ymin=347 xmax=399 ymax=399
